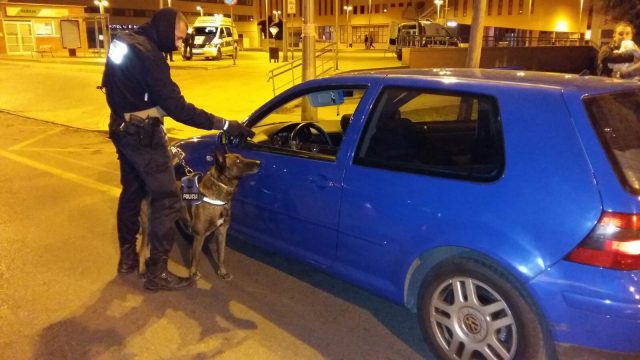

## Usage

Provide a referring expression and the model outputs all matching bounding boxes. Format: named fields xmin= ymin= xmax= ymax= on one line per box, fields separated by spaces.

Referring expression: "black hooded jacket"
xmin=102 ymin=7 xmax=222 ymax=130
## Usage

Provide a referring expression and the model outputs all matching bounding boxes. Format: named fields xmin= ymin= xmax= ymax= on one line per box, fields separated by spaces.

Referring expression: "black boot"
xmin=117 ymin=243 xmax=139 ymax=274
xmin=144 ymin=257 xmax=193 ymax=291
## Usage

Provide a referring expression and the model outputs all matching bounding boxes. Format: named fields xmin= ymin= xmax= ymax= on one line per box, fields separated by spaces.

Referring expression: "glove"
xmin=223 ymin=120 xmax=255 ymax=139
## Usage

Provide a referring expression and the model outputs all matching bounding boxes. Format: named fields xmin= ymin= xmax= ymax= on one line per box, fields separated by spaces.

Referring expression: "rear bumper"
xmin=529 ymin=260 xmax=640 ymax=354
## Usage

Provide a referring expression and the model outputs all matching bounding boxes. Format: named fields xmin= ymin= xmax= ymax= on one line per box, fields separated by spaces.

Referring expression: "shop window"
xmin=34 ymin=20 xmax=55 ymax=36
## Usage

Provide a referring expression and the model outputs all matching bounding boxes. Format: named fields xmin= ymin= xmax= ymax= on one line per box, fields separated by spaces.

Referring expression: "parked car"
xmin=172 ymin=69 xmax=640 ymax=359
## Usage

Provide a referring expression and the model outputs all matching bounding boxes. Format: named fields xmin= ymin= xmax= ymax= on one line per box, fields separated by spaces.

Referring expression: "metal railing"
xmin=266 ymin=42 xmax=336 ymax=96
xmin=397 ymin=34 xmax=460 ymax=49
xmin=479 ymin=36 xmax=593 ymax=48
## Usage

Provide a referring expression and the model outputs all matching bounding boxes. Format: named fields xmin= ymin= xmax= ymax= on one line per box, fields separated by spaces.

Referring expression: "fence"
xmin=266 ymin=42 xmax=336 ymax=96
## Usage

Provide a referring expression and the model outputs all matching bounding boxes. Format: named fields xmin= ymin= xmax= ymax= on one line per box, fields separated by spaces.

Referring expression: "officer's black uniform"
xmin=101 ymin=8 xmax=252 ymax=291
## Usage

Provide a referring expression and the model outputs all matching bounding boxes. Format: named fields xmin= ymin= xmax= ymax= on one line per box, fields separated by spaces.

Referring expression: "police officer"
xmin=101 ymin=8 xmax=254 ymax=291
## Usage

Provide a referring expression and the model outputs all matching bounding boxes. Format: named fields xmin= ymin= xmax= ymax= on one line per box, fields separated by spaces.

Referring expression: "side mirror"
xmin=389 ymin=38 xmax=397 ymax=46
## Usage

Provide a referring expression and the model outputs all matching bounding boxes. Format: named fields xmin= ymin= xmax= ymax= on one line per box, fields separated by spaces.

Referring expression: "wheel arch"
xmin=404 ymin=246 xmax=540 ymax=313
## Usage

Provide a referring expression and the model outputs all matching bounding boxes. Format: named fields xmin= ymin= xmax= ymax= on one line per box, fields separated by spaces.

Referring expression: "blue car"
xmin=172 ymin=69 xmax=640 ymax=359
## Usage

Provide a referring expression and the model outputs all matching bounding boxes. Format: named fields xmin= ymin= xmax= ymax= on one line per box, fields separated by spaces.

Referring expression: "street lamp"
xmin=272 ymin=10 xmax=281 ymax=48
xmin=368 ymin=0 xmax=372 ymax=39
xmin=343 ymin=5 xmax=352 ymax=47
xmin=196 ymin=6 xmax=203 ymax=16
xmin=434 ymin=0 xmax=443 ymax=22
xmin=94 ymin=0 xmax=109 ymax=53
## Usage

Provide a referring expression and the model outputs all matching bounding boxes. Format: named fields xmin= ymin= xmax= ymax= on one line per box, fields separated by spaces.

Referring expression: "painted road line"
xmin=0 ymin=148 xmax=120 ymax=197
xmin=35 ymin=150 xmax=119 ymax=174
xmin=8 ymin=128 xmax=62 ymax=151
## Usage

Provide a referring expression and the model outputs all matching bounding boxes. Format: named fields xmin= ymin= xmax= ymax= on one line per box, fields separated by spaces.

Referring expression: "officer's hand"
xmin=224 ymin=120 xmax=255 ymax=139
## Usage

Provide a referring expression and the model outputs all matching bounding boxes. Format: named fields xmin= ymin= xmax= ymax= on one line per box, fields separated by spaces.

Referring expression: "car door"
xmin=229 ymin=83 xmax=374 ymax=266
xmin=337 ymin=77 xmax=507 ymax=297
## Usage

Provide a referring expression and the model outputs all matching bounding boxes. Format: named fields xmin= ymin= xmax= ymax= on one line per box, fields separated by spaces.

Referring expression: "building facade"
xmin=1 ymin=0 xmax=610 ymax=55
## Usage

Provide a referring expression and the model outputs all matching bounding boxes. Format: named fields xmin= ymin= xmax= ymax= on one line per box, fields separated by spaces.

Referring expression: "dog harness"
xmin=180 ymin=173 xmax=226 ymax=206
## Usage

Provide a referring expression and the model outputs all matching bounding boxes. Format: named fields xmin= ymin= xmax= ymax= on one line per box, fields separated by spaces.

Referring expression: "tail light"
xmin=566 ymin=212 xmax=640 ymax=270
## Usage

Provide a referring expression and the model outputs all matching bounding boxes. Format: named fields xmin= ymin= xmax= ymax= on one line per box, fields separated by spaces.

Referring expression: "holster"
xmin=120 ymin=114 xmax=161 ymax=147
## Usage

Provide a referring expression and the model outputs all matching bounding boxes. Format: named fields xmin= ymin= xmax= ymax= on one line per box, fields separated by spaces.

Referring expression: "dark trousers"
xmin=109 ymin=117 xmax=182 ymax=261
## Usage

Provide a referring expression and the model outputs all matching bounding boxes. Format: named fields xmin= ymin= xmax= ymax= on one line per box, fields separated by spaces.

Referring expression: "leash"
xmin=171 ymin=146 xmax=196 ymax=176
xmin=172 ymin=144 xmax=228 ymax=206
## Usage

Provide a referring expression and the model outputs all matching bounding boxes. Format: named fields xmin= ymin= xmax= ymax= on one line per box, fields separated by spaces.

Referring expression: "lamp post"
xmin=94 ymin=0 xmax=109 ymax=53
xmin=434 ymin=0 xmax=443 ymax=22
xmin=196 ymin=6 xmax=203 ymax=16
xmin=264 ymin=0 xmax=269 ymax=51
xmin=368 ymin=0 xmax=371 ymax=40
xmin=282 ymin=0 xmax=288 ymax=61
xmin=343 ymin=5 xmax=352 ymax=47
xmin=272 ymin=10 xmax=281 ymax=49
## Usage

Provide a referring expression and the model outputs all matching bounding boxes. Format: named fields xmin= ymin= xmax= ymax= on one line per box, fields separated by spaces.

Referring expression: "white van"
xmin=389 ymin=20 xmax=460 ymax=60
xmin=184 ymin=15 xmax=238 ymax=61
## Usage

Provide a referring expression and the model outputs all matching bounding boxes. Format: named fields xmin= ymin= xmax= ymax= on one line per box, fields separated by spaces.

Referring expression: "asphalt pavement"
xmin=0 ymin=48 xmax=402 ymax=139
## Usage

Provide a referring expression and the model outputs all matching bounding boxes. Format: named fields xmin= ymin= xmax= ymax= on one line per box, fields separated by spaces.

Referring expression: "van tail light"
xmin=566 ymin=212 xmax=640 ymax=271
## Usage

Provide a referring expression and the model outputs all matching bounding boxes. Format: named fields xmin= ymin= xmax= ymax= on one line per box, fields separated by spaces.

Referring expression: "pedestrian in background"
xmin=164 ymin=50 xmax=174 ymax=62
xmin=364 ymin=33 xmax=370 ymax=49
xmin=598 ymin=21 xmax=635 ymax=77
xmin=101 ymin=7 xmax=254 ymax=292
xmin=369 ymin=34 xmax=375 ymax=49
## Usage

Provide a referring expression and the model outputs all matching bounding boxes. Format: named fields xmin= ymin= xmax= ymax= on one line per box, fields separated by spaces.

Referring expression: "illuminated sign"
xmin=6 ymin=6 xmax=69 ymax=17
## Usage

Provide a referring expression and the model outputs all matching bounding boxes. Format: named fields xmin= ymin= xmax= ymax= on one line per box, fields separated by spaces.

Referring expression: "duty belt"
xmin=119 ymin=106 xmax=166 ymax=147
xmin=123 ymin=106 xmax=166 ymax=122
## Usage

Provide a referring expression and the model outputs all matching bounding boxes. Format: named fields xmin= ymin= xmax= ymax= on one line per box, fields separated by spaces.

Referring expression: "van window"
xmin=224 ymin=27 xmax=233 ymax=38
xmin=584 ymin=90 xmax=640 ymax=194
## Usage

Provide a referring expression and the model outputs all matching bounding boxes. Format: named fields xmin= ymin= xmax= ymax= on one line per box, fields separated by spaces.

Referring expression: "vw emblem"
xmin=463 ymin=314 xmax=481 ymax=334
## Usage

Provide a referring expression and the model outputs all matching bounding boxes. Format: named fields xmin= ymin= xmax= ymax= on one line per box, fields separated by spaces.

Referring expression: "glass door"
xmin=5 ymin=21 xmax=35 ymax=54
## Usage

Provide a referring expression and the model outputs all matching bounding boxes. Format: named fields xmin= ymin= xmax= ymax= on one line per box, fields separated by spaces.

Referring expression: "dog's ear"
xmin=214 ymin=149 xmax=226 ymax=174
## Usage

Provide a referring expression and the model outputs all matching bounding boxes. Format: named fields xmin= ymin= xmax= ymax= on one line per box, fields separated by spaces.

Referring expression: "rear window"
xmin=584 ymin=90 xmax=640 ymax=194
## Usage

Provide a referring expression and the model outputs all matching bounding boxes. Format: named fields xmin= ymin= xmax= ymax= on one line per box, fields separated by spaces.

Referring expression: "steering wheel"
xmin=289 ymin=122 xmax=333 ymax=147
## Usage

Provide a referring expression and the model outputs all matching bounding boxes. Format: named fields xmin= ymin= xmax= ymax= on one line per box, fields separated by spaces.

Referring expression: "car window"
xmin=355 ymin=87 xmax=504 ymax=181
xmin=584 ymin=90 xmax=640 ymax=194
xmin=249 ymin=87 xmax=367 ymax=160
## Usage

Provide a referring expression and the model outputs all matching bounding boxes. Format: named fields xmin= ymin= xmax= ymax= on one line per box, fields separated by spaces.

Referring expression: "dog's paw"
xmin=190 ymin=271 xmax=202 ymax=281
xmin=217 ymin=270 xmax=233 ymax=281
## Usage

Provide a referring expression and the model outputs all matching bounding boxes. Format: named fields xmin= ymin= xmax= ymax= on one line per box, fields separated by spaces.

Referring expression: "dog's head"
xmin=214 ymin=149 xmax=261 ymax=179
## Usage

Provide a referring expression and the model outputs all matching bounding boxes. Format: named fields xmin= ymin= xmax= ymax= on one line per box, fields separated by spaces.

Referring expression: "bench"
xmin=32 ymin=45 xmax=54 ymax=58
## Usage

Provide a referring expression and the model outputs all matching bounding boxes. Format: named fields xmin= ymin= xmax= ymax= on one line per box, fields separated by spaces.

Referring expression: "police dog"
xmin=139 ymin=147 xmax=260 ymax=281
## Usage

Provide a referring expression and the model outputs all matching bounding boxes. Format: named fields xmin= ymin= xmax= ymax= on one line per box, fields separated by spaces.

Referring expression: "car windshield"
xmin=584 ymin=89 xmax=640 ymax=194
xmin=193 ymin=26 xmax=218 ymax=35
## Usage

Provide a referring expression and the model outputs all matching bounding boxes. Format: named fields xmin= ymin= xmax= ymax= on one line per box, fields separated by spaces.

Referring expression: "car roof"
xmin=334 ymin=68 xmax=640 ymax=95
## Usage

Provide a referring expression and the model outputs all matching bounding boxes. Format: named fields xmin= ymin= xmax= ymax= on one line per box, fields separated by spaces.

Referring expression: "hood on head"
xmin=141 ymin=7 xmax=180 ymax=52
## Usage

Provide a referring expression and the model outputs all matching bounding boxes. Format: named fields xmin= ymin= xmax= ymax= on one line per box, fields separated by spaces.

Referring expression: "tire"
xmin=417 ymin=257 xmax=552 ymax=360
xmin=396 ymin=50 xmax=402 ymax=61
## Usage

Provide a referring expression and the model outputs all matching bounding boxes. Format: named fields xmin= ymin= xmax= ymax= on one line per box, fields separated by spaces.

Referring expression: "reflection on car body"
xmin=172 ymin=69 xmax=640 ymax=360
